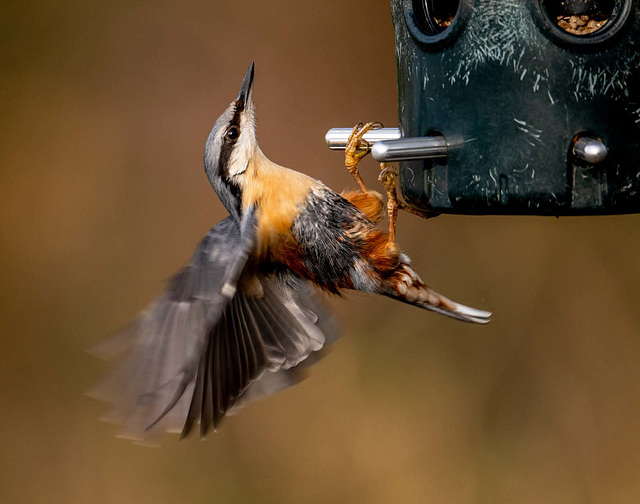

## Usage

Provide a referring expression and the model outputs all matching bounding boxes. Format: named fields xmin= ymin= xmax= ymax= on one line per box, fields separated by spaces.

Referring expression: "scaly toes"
xmin=345 ymin=122 xmax=383 ymax=168
xmin=345 ymin=122 xmax=384 ymax=193
xmin=378 ymin=163 xmax=398 ymax=192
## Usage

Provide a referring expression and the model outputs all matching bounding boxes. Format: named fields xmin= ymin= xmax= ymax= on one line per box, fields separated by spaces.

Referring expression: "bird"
xmin=91 ymin=63 xmax=490 ymax=442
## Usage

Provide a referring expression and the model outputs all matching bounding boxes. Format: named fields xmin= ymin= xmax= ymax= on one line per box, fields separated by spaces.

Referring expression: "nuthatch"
xmin=93 ymin=63 xmax=490 ymax=441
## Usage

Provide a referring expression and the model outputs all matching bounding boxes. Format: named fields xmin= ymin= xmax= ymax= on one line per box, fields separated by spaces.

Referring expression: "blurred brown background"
xmin=2 ymin=0 xmax=640 ymax=503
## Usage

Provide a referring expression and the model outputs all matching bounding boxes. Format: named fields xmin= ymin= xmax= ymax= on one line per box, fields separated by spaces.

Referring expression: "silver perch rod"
xmin=325 ymin=127 xmax=448 ymax=163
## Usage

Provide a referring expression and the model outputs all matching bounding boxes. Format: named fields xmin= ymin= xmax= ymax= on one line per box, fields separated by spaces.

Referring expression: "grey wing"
xmin=226 ymin=277 xmax=340 ymax=415
xmin=91 ymin=215 xmax=254 ymax=441
xmin=92 ymin=213 xmax=340 ymax=441
xmin=181 ymin=274 xmax=340 ymax=437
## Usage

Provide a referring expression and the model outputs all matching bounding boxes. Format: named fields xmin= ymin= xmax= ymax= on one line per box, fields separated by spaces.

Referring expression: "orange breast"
xmin=241 ymin=153 xmax=316 ymax=252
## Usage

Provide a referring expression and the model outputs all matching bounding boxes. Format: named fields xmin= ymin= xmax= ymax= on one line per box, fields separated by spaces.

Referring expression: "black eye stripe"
xmin=218 ymin=104 xmax=243 ymax=182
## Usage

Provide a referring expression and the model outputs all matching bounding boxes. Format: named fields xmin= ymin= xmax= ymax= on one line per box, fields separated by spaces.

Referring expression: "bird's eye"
xmin=225 ymin=127 xmax=239 ymax=141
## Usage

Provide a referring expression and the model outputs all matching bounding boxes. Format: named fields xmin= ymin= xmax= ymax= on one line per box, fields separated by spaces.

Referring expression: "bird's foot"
xmin=345 ymin=122 xmax=383 ymax=193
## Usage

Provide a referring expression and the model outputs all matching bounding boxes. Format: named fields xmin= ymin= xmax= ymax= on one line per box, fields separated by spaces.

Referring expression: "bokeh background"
xmin=2 ymin=0 xmax=640 ymax=503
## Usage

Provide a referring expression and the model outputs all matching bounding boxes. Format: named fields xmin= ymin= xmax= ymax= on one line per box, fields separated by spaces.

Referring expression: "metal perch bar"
xmin=325 ymin=128 xmax=448 ymax=162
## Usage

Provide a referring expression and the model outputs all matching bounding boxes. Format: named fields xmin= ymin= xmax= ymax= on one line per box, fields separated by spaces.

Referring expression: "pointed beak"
xmin=236 ymin=62 xmax=254 ymax=110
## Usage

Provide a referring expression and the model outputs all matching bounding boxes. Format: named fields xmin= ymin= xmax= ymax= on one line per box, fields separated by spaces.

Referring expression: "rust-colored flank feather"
xmin=341 ymin=190 xmax=385 ymax=223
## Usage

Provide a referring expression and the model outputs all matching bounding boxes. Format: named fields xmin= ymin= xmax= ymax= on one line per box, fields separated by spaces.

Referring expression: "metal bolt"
xmin=573 ymin=136 xmax=608 ymax=164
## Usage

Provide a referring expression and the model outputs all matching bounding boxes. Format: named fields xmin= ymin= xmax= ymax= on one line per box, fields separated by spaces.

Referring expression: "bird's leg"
xmin=378 ymin=163 xmax=437 ymax=255
xmin=378 ymin=162 xmax=400 ymax=256
xmin=344 ymin=122 xmax=383 ymax=193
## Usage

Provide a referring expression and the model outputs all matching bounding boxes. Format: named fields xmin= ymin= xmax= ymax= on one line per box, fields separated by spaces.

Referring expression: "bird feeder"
xmin=328 ymin=0 xmax=640 ymax=216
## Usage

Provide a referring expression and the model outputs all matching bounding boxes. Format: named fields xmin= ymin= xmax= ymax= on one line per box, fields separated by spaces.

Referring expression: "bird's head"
xmin=204 ymin=62 xmax=257 ymax=220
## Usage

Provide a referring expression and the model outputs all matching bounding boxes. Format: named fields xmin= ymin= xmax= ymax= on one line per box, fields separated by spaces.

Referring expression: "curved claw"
xmin=345 ymin=122 xmax=385 ymax=193
xmin=378 ymin=164 xmax=398 ymax=191
xmin=346 ymin=122 xmax=383 ymax=155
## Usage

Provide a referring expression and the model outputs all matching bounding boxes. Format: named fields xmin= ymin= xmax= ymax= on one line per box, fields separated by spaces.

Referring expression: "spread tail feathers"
xmin=385 ymin=259 xmax=491 ymax=324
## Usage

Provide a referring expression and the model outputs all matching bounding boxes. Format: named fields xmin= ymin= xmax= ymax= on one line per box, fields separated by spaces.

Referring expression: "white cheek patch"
xmin=227 ymin=117 xmax=255 ymax=178
xmin=228 ymin=154 xmax=248 ymax=177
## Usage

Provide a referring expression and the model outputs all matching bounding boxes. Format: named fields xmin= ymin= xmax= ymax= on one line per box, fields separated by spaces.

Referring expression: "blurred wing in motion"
xmin=91 ymin=215 xmax=339 ymax=441
xmin=181 ymin=275 xmax=339 ymax=437
xmin=90 ymin=216 xmax=250 ymax=439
